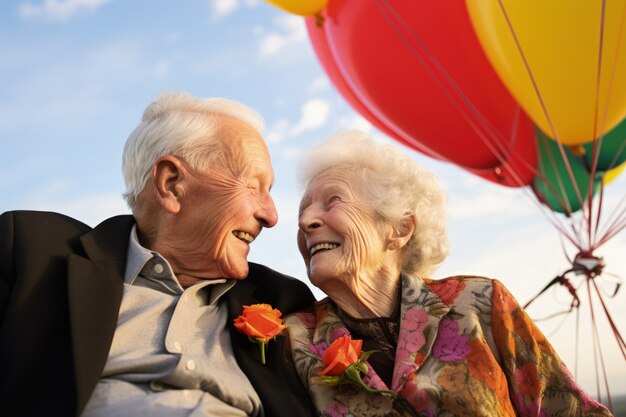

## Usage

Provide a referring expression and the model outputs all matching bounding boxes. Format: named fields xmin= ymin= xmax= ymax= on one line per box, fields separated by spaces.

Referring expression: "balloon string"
xmin=372 ymin=0 xmax=585 ymax=247
xmin=590 ymin=0 xmax=626 ymax=181
xmin=589 ymin=276 xmax=619 ymax=410
xmin=594 ymin=190 xmax=626 ymax=247
xmin=495 ymin=0 xmax=587 ymax=220
xmin=592 ymin=182 xmax=606 ymax=250
xmin=586 ymin=278 xmax=603 ymax=403
xmin=538 ymin=131 xmax=577 ymax=216
xmin=591 ymin=275 xmax=626 ymax=359
xmin=586 ymin=0 xmax=608 ymax=247
xmin=595 ymin=205 xmax=626 ymax=247
xmin=372 ymin=0 xmax=519 ymax=177
xmin=372 ymin=0 xmax=587 ymax=247
xmin=605 ymin=129 xmax=626 ymax=171
xmin=590 ymin=2 xmax=626 ymax=251
xmin=574 ymin=301 xmax=580 ymax=380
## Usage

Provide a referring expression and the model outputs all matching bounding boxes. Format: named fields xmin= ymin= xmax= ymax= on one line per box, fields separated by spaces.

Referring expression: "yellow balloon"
xmin=466 ymin=0 xmax=626 ymax=145
xmin=604 ymin=161 xmax=626 ymax=185
xmin=265 ymin=0 xmax=328 ymax=16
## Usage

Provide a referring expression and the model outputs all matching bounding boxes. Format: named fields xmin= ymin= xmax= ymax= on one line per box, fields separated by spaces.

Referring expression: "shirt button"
xmin=154 ymin=264 xmax=164 ymax=274
xmin=150 ymin=381 xmax=164 ymax=391
xmin=173 ymin=341 xmax=182 ymax=353
xmin=186 ymin=360 xmax=196 ymax=371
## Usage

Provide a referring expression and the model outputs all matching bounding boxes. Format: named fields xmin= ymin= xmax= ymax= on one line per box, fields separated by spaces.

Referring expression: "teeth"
xmin=233 ymin=231 xmax=254 ymax=243
xmin=310 ymin=242 xmax=340 ymax=256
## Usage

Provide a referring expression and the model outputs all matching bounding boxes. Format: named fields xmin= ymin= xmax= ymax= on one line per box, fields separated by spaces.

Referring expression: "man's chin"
xmin=222 ymin=263 xmax=249 ymax=280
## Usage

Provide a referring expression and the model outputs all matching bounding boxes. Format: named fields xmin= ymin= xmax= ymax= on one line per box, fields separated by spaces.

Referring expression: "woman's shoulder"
xmin=420 ymin=275 xmax=509 ymax=309
xmin=423 ymin=274 xmax=499 ymax=289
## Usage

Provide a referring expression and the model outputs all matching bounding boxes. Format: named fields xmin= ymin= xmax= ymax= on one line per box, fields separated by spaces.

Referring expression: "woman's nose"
xmin=298 ymin=206 xmax=322 ymax=232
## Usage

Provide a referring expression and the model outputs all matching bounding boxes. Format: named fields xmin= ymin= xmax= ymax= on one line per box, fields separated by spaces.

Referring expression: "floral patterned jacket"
xmin=285 ymin=275 xmax=612 ymax=417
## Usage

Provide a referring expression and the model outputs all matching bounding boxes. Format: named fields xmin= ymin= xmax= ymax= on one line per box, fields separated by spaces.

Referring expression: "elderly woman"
xmin=285 ymin=131 xmax=610 ymax=417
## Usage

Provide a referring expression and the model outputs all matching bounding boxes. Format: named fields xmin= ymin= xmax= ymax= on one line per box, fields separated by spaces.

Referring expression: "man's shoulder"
xmin=0 ymin=210 xmax=92 ymax=248
xmin=1 ymin=210 xmax=91 ymax=232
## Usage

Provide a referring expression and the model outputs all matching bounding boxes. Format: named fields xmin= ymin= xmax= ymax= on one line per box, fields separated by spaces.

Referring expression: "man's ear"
xmin=387 ymin=213 xmax=416 ymax=251
xmin=152 ymin=156 xmax=186 ymax=214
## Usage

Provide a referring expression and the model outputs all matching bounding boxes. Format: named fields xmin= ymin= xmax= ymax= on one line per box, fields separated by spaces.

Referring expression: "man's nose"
xmin=257 ymin=193 xmax=278 ymax=228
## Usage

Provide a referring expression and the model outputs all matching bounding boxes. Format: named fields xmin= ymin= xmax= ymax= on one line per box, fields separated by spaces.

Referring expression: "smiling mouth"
xmin=310 ymin=242 xmax=341 ymax=256
xmin=233 ymin=230 xmax=255 ymax=244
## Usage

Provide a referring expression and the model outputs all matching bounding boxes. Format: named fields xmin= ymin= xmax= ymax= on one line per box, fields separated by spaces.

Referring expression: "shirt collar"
xmin=123 ymin=225 xmax=235 ymax=303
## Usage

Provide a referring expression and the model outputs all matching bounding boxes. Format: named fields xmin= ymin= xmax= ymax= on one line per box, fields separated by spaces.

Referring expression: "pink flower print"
xmin=363 ymin=369 xmax=387 ymax=390
xmin=513 ymin=393 xmax=548 ymax=417
xmin=309 ymin=340 xmax=327 ymax=357
xmin=297 ymin=312 xmax=316 ymax=328
xmin=328 ymin=326 xmax=349 ymax=342
xmin=563 ymin=365 xmax=606 ymax=412
xmin=404 ymin=326 xmax=427 ymax=352
xmin=396 ymin=308 xmax=428 ymax=377
xmin=398 ymin=309 xmax=428 ymax=352
xmin=392 ymin=363 xmax=415 ymax=392
xmin=432 ymin=318 xmax=470 ymax=361
xmin=404 ymin=309 xmax=429 ymax=332
xmin=325 ymin=400 xmax=349 ymax=417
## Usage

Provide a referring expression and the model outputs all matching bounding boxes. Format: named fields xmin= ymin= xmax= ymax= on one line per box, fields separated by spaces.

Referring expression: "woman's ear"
xmin=387 ymin=213 xmax=416 ymax=251
xmin=152 ymin=156 xmax=186 ymax=214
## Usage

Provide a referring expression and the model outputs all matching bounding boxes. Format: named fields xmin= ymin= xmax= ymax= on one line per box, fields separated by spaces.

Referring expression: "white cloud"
xmin=211 ymin=0 xmax=238 ymax=20
xmin=266 ymin=117 xmax=290 ymax=144
xmin=338 ymin=114 xmax=373 ymax=134
xmin=289 ymin=98 xmax=330 ymax=136
xmin=258 ymin=33 xmax=286 ymax=57
xmin=266 ymin=98 xmax=331 ymax=144
xmin=23 ymin=187 xmax=129 ymax=227
xmin=210 ymin=0 xmax=259 ymax=20
xmin=257 ymin=15 xmax=306 ymax=58
xmin=307 ymin=76 xmax=329 ymax=94
xmin=18 ymin=0 xmax=110 ymax=21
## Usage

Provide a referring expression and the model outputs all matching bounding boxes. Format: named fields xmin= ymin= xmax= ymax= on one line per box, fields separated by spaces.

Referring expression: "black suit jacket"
xmin=0 ymin=210 xmax=316 ymax=417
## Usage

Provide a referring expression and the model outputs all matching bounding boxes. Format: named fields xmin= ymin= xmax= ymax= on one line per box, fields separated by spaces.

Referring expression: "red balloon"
xmin=308 ymin=0 xmax=537 ymax=185
xmin=305 ymin=17 xmax=442 ymax=160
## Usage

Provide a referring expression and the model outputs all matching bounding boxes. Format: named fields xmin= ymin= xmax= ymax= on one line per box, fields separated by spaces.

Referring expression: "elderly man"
xmin=0 ymin=92 xmax=315 ymax=417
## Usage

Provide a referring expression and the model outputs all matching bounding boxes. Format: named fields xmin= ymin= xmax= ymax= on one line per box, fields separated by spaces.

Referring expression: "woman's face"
xmin=297 ymin=170 xmax=392 ymax=290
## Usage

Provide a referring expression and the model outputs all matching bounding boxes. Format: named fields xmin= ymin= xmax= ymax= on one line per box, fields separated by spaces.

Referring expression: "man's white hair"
xmin=122 ymin=91 xmax=265 ymax=208
xmin=299 ymin=130 xmax=449 ymax=277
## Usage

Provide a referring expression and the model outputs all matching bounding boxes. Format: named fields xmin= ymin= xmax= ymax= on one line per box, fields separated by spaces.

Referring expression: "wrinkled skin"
xmin=141 ymin=116 xmax=277 ymax=286
xmin=297 ymin=169 xmax=411 ymax=318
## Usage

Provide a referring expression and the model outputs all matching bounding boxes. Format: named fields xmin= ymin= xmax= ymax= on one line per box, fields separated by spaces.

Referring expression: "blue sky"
xmin=1 ymin=0 xmax=625 ymax=398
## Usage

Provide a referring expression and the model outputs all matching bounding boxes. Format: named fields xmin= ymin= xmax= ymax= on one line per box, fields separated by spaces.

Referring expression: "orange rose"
xmin=320 ymin=334 xmax=363 ymax=376
xmin=233 ymin=304 xmax=286 ymax=364
xmin=233 ymin=304 xmax=286 ymax=340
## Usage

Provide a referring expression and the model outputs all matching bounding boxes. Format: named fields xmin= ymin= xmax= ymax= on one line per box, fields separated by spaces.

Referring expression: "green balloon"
xmin=582 ymin=117 xmax=626 ymax=171
xmin=533 ymin=128 xmax=600 ymax=214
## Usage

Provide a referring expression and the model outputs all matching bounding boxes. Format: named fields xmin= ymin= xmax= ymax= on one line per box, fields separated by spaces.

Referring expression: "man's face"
xmin=171 ymin=117 xmax=277 ymax=280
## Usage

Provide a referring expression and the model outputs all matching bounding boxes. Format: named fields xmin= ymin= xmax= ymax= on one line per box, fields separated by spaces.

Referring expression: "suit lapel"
xmin=66 ymin=215 xmax=135 ymax=413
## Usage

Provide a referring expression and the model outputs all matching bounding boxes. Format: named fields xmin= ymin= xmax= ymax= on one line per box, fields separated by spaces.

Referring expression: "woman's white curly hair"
xmin=299 ymin=130 xmax=449 ymax=277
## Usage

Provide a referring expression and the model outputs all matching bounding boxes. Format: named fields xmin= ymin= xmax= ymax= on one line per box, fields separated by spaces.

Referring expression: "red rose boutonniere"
xmin=234 ymin=304 xmax=286 ymax=364
xmin=319 ymin=335 xmax=396 ymax=397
